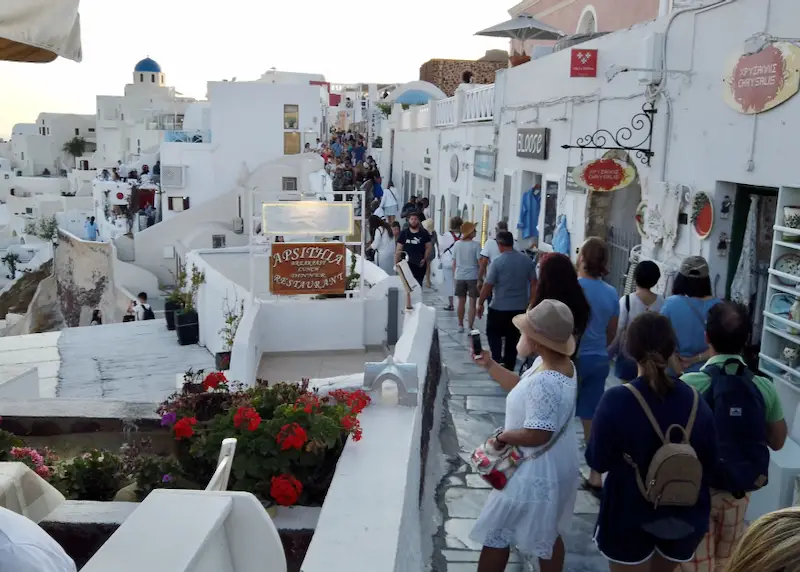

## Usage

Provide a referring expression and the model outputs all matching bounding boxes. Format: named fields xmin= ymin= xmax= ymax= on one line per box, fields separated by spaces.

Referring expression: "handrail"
xmin=205 ymin=437 xmax=237 ymax=491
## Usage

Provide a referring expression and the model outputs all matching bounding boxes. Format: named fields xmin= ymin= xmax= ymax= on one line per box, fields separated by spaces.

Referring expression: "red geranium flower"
xmin=203 ymin=371 xmax=227 ymax=391
xmin=233 ymin=406 xmax=261 ymax=432
xmin=270 ymin=474 xmax=303 ymax=506
xmin=173 ymin=417 xmax=197 ymax=440
xmin=276 ymin=423 xmax=308 ymax=451
xmin=341 ymin=414 xmax=363 ymax=442
xmin=295 ymin=394 xmax=322 ymax=414
xmin=330 ymin=389 xmax=371 ymax=414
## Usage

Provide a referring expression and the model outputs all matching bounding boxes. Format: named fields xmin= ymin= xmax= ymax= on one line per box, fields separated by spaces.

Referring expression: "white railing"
xmin=435 ymin=97 xmax=455 ymax=126
xmin=416 ymin=105 xmax=430 ymax=130
xmin=462 ymin=84 xmax=495 ymax=123
xmin=400 ymin=109 xmax=412 ymax=130
xmin=205 ymin=438 xmax=237 ymax=492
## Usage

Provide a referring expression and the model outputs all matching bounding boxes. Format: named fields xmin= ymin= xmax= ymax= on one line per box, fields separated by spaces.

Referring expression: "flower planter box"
xmin=215 ymin=351 xmax=232 ymax=371
xmin=164 ymin=300 xmax=183 ymax=331
xmin=509 ymin=54 xmax=531 ymax=67
xmin=175 ymin=311 xmax=199 ymax=346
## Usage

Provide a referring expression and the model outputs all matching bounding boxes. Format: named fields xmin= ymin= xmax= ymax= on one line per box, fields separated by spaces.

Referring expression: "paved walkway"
xmin=425 ymin=289 xmax=608 ymax=572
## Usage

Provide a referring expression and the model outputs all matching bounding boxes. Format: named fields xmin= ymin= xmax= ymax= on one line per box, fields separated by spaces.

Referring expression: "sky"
xmin=0 ymin=0 xmax=512 ymax=139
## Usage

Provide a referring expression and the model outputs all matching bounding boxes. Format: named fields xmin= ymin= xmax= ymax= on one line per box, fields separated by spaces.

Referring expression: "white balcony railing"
xmin=462 ymin=84 xmax=495 ymax=123
xmin=400 ymin=109 xmax=412 ymax=131
xmin=164 ymin=130 xmax=212 ymax=143
xmin=416 ymin=105 xmax=430 ymax=130
xmin=435 ymin=97 xmax=455 ymax=126
xmin=205 ymin=438 xmax=237 ymax=492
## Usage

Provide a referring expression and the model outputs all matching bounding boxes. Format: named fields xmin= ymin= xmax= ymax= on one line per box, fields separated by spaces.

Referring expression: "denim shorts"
xmin=576 ymin=355 xmax=610 ymax=420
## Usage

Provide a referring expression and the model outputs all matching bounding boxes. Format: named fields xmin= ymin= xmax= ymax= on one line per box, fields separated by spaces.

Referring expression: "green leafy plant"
xmin=220 ymin=296 xmax=244 ymax=351
xmin=179 ymin=265 xmax=206 ymax=314
xmin=0 ymin=430 xmax=23 ymax=459
xmin=59 ymin=449 xmax=123 ymax=501
xmin=23 ymin=220 xmax=37 ymax=236
xmin=62 ymin=136 xmax=88 ymax=161
xmin=163 ymin=262 xmax=188 ymax=305
xmin=24 ymin=215 xmax=59 ymax=241
xmin=2 ymin=252 xmax=20 ymax=279
xmin=691 ymin=193 xmax=710 ymax=224
xmin=376 ymin=103 xmax=392 ymax=118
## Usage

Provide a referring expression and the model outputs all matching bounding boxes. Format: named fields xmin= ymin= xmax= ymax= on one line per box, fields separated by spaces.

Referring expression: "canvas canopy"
xmin=0 ymin=0 xmax=82 ymax=63
xmin=475 ymin=15 xmax=564 ymax=43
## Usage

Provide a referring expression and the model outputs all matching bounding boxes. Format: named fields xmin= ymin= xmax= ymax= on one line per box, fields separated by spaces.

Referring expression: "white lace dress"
xmin=470 ymin=359 xmax=580 ymax=559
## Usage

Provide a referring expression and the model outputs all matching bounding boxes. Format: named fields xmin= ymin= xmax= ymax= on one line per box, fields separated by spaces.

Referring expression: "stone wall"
xmin=419 ymin=59 xmax=508 ymax=97
xmin=54 ymin=230 xmax=117 ymax=327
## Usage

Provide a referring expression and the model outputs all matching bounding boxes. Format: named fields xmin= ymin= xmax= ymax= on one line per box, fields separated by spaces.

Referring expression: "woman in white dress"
xmin=380 ymin=181 xmax=400 ymax=223
xmin=368 ymin=215 xmax=396 ymax=275
xmin=471 ymin=299 xmax=580 ymax=572
xmin=437 ymin=216 xmax=462 ymax=310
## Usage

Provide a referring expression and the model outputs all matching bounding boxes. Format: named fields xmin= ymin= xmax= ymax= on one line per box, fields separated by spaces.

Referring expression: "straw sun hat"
xmin=512 ymin=299 xmax=576 ymax=356
xmin=460 ymin=221 xmax=477 ymax=237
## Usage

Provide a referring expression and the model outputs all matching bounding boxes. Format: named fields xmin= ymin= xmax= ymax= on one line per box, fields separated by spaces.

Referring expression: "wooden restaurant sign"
xmin=270 ymin=242 xmax=347 ymax=296
xmin=571 ymin=158 xmax=636 ymax=192
xmin=724 ymin=42 xmax=800 ymax=115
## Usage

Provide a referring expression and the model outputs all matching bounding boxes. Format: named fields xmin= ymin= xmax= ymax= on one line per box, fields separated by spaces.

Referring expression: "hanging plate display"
xmin=691 ymin=192 xmax=714 ymax=240
xmin=571 ymin=158 xmax=636 ymax=192
xmin=635 ymin=201 xmax=647 ymax=238
xmin=768 ymin=293 xmax=800 ymax=333
xmin=775 ymin=252 xmax=800 ymax=285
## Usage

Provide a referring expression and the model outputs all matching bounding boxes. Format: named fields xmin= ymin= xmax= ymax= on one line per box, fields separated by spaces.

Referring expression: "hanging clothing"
xmin=517 ymin=186 xmax=541 ymax=240
xmin=552 ymin=215 xmax=570 ymax=255
xmin=731 ymin=196 xmax=759 ymax=307
xmin=369 ymin=227 xmax=396 ymax=274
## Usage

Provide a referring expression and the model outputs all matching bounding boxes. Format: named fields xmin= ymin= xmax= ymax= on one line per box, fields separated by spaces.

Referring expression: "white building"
xmin=5 ymin=113 xmax=95 ymax=176
xmin=95 ymin=57 xmax=195 ymax=170
xmin=157 ymin=79 xmax=325 ymax=222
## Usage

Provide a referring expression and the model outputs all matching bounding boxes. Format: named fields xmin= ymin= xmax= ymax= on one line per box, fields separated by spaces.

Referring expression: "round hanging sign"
xmin=572 ymin=158 xmax=636 ymax=192
xmin=724 ymin=42 xmax=800 ymax=115
xmin=450 ymin=154 xmax=459 ymax=182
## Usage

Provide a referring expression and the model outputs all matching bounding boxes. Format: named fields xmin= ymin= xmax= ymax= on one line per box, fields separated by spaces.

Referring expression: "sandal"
xmin=443 ymin=305 xmax=454 ymax=311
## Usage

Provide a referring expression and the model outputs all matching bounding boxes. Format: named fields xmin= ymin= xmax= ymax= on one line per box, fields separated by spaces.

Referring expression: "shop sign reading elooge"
xmin=270 ymin=242 xmax=347 ymax=296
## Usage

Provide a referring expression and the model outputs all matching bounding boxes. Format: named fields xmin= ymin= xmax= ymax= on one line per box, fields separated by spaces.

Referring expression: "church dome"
xmin=134 ymin=57 xmax=162 ymax=73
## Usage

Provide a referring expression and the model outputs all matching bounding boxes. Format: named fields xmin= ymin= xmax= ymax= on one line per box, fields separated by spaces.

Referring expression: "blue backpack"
xmin=702 ymin=358 xmax=770 ymax=495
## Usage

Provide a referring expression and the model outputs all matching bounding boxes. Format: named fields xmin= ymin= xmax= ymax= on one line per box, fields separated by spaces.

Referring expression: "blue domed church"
xmin=133 ymin=57 xmax=165 ymax=87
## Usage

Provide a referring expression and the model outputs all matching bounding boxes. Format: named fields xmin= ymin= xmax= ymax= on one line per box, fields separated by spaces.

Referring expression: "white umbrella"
xmin=0 ymin=0 xmax=82 ymax=63
xmin=475 ymin=15 xmax=565 ymax=43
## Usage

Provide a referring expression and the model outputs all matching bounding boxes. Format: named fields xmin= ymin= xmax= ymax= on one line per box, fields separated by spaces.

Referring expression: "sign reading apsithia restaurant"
xmin=270 ymin=243 xmax=347 ymax=296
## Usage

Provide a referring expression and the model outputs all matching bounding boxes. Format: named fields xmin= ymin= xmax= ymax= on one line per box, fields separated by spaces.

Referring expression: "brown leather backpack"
xmin=623 ymin=384 xmax=703 ymax=509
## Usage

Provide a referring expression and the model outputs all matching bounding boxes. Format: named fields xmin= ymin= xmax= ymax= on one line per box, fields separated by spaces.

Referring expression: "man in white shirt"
xmin=0 ymin=507 xmax=76 ymax=571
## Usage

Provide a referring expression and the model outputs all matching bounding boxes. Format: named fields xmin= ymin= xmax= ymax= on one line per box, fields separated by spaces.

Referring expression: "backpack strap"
xmin=624 ymin=384 xmax=666 ymax=442
xmin=625 ymin=294 xmax=631 ymax=313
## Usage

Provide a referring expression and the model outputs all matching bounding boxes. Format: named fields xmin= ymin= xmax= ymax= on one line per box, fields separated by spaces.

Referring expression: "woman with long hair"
xmin=368 ymin=214 xmax=395 ymax=275
xmin=660 ymin=256 xmax=721 ymax=374
xmin=587 ymin=313 xmax=717 ymax=572
xmin=726 ymin=507 xmax=800 ymax=572
xmin=576 ymin=237 xmax=620 ymax=494
xmin=530 ymin=253 xmax=591 ymax=342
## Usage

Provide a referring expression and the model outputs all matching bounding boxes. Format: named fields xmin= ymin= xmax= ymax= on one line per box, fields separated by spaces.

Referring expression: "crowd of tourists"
xmin=455 ymin=235 xmax=791 ymax=572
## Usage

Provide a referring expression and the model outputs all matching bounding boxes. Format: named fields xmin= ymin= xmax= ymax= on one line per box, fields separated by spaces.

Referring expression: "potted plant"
xmin=2 ymin=252 xmax=20 ymax=279
xmin=162 ymin=264 xmax=187 ymax=331
xmin=175 ymin=265 xmax=205 ymax=346
xmin=216 ymin=297 xmax=244 ymax=371
xmin=509 ymin=51 xmax=531 ymax=67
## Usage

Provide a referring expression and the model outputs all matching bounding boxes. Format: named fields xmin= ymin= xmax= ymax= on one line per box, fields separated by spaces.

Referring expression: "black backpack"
xmin=142 ymin=305 xmax=156 ymax=320
xmin=703 ymin=358 xmax=770 ymax=495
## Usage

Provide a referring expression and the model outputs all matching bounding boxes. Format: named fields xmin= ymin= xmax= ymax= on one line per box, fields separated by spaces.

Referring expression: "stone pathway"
xmin=425 ymin=289 xmax=609 ymax=572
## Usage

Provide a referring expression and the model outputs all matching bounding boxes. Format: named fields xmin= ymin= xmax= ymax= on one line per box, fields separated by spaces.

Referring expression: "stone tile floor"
xmin=424 ymin=289 xmax=618 ymax=572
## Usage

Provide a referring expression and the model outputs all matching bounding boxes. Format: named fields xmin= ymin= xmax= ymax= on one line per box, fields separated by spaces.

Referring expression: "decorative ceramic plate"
xmin=768 ymin=293 xmax=798 ymax=332
xmin=692 ymin=192 xmax=713 ymax=240
xmin=775 ymin=253 xmax=800 ymax=285
xmin=635 ymin=201 xmax=647 ymax=238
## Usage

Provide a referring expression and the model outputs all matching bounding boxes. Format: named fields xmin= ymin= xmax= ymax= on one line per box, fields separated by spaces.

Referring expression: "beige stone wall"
xmin=419 ymin=59 xmax=508 ymax=97
xmin=54 ymin=230 xmax=117 ymax=327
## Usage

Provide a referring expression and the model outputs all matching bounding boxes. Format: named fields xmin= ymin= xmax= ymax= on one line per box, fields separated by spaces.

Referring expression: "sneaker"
xmin=458 ymin=326 xmax=464 ymax=333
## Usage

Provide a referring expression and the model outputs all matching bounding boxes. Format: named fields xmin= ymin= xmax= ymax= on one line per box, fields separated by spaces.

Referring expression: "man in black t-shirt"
xmin=395 ymin=211 xmax=432 ymax=285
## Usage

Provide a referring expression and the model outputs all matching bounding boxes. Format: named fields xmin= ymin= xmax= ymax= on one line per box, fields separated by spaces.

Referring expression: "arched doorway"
xmin=577 ymin=5 xmax=598 ymax=34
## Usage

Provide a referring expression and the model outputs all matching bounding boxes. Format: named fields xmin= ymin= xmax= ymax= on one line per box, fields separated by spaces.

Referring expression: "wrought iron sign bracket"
xmin=561 ymin=102 xmax=657 ymax=166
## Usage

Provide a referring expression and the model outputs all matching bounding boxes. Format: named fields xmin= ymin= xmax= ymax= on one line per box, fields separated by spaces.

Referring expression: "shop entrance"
xmin=605 ymin=178 xmax=642 ymax=295
xmin=728 ymin=185 xmax=778 ymax=354
xmin=519 ymin=170 xmax=541 ymax=248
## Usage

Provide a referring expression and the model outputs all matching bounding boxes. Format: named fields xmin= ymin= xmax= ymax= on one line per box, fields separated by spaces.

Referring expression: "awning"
xmin=475 ymin=15 xmax=565 ymax=43
xmin=0 ymin=0 xmax=82 ymax=63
